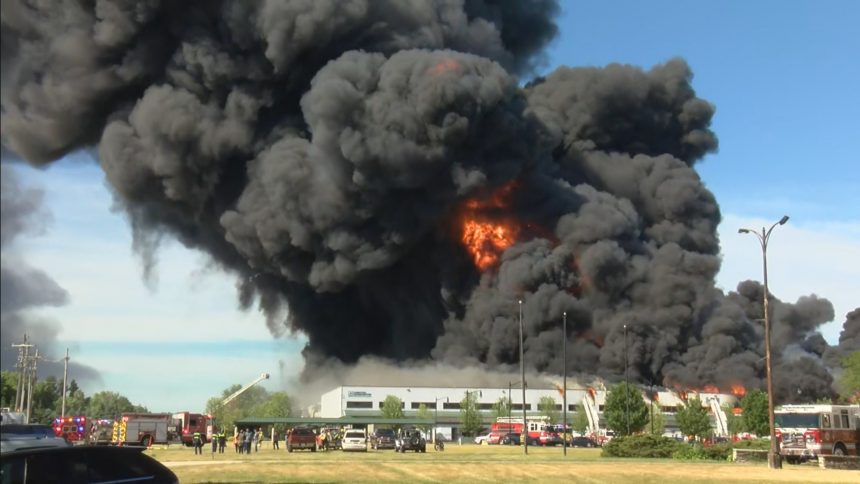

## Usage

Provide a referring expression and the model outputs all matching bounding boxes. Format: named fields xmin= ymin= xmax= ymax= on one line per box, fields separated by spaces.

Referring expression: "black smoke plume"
xmin=0 ymin=162 xmax=101 ymax=384
xmin=1 ymin=0 xmax=845 ymax=401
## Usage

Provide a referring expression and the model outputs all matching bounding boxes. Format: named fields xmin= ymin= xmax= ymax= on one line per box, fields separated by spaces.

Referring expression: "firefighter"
xmin=192 ymin=430 xmax=202 ymax=455
xmin=272 ymin=428 xmax=280 ymax=450
xmin=219 ymin=429 xmax=226 ymax=453
xmin=211 ymin=427 xmax=218 ymax=453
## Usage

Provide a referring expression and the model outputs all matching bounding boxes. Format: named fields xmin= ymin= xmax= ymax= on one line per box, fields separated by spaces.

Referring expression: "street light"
xmin=563 ymin=311 xmax=568 ymax=456
xmin=519 ymin=299 xmax=528 ymax=455
xmin=624 ymin=323 xmax=630 ymax=436
xmin=739 ymin=214 xmax=789 ymax=470
xmin=434 ymin=397 xmax=448 ymax=444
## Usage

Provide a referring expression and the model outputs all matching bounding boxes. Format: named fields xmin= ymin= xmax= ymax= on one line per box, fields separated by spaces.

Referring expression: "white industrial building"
xmin=317 ymin=384 xmax=740 ymax=440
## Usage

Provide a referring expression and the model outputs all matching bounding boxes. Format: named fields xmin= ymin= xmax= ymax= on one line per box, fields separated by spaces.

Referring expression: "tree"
xmin=570 ymin=405 xmax=589 ymax=435
xmin=603 ymin=383 xmax=648 ymax=436
xmin=1 ymin=371 xmax=19 ymax=408
xmin=838 ymin=351 xmax=860 ymax=403
xmin=381 ymin=395 xmax=405 ymax=420
xmin=740 ymin=390 xmax=770 ymax=437
xmin=88 ymin=391 xmax=147 ymax=419
xmin=538 ymin=396 xmax=559 ymax=424
xmin=459 ymin=391 xmax=482 ymax=437
xmin=723 ymin=403 xmax=743 ymax=436
xmin=31 ymin=376 xmax=61 ymax=423
xmin=207 ymin=384 xmax=269 ymax=433
xmin=675 ymin=397 xmax=712 ymax=442
xmin=416 ymin=403 xmax=432 ymax=435
xmin=491 ymin=396 xmax=511 ymax=421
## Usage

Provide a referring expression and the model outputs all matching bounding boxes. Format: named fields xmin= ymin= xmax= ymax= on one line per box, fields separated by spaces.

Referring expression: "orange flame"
xmin=458 ymin=181 xmax=520 ymax=271
xmin=732 ymin=407 xmax=743 ymax=416
xmin=730 ymin=384 xmax=746 ymax=397
xmin=702 ymin=385 xmax=719 ymax=394
xmin=428 ymin=58 xmax=461 ymax=76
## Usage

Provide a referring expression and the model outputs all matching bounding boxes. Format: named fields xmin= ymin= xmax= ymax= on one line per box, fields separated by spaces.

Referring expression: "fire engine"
xmin=776 ymin=404 xmax=860 ymax=463
xmin=111 ymin=413 xmax=178 ymax=447
xmin=53 ymin=415 xmax=88 ymax=443
xmin=491 ymin=416 xmax=560 ymax=446
xmin=172 ymin=412 xmax=213 ymax=446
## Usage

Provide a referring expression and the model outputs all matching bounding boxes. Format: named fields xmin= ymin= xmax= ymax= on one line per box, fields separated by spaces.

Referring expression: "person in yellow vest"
xmin=193 ymin=431 xmax=202 ymax=455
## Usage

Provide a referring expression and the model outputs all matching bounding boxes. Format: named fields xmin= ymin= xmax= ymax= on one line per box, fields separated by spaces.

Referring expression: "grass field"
xmin=146 ymin=444 xmax=858 ymax=483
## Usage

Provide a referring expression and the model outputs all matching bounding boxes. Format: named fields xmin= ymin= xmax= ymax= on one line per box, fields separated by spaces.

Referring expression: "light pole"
xmin=739 ymin=214 xmax=789 ymax=470
xmin=624 ymin=323 xmax=629 ymax=436
xmin=519 ymin=299 xmax=528 ymax=455
xmin=563 ymin=311 xmax=568 ymax=456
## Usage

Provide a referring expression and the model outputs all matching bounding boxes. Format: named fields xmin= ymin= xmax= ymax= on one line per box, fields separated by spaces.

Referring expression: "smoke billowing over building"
xmin=1 ymin=0 xmax=855 ymax=402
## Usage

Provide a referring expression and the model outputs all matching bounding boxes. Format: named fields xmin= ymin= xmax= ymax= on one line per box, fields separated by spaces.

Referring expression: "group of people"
xmin=233 ymin=427 xmax=265 ymax=453
xmin=191 ymin=428 xmax=228 ymax=455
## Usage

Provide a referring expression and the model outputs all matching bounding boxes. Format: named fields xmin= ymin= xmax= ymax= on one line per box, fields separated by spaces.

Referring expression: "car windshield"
xmin=775 ymin=413 xmax=819 ymax=428
xmin=345 ymin=431 xmax=364 ymax=438
xmin=376 ymin=429 xmax=395 ymax=437
xmin=292 ymin=428 xmax=313 ymax=435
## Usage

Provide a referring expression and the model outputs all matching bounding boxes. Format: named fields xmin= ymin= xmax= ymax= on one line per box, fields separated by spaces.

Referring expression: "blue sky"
xmin=5 ymin=1 xmax=858 ymax=412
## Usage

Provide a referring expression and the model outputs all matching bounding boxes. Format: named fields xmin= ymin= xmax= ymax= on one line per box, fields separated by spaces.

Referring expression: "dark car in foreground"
xmin=370 ymin=428 xmax=396 ymax=450
xmin=0 ymin=445 xmax=178 ymax=483
xmin=570 ymin=436 xmax=598 ymax=448
xmin=500 ymin=432 xmax=521 ymax=445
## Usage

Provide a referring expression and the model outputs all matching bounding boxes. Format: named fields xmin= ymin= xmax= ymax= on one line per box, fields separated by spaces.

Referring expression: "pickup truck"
xmin=287 ymin=427 xmax=317 ymax=452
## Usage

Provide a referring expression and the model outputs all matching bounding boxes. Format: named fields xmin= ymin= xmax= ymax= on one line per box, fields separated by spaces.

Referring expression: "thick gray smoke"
xmin=0 ymin=163 xmax=101 ymax=383
xmin=1 ymin=0 xmax=846 ymax=402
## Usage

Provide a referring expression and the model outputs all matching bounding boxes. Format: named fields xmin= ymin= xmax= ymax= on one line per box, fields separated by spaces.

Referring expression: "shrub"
xmin=601 ymin=434 xmax=683 ymax=458
xmin=672 ymin=443 xmax=708 ymax=460
xmin=731 ymin=438 xmax=769 ymax=450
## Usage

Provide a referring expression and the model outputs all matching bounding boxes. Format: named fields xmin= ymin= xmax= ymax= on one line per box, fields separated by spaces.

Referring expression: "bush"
xmin=672 ymin=443 xmax=708 ymax=460
xmin=601 ymin=434 xmax=683 ymax=458
xmin=731 ymin=438 xmax=769 ymax=450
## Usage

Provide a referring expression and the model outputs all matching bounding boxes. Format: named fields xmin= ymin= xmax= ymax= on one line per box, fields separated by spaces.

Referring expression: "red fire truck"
xmin=776 ymin=404 xmax=860 ymax=463
xmin=53 ymin=415 xmax=88 ymax=443
xmin=111 ymin=413 xmax=178 ymax=447
xmin=172 ymin=411 xmax=213 ymax=446
xmin=491 ymin=416 xmax=560 ymax=446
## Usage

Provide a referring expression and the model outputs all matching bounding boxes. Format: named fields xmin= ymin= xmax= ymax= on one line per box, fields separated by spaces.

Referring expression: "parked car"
xmin=570 ymin=436 xmax=598 ymax=448
xmin=474 ymin=433 xmax=492 ymax=445
xmin=0 ymin=445 xmax=178 ymax=483
xmin=500 ymin=432 xmax=521 ymax=446
xmin=0 ymin=424 xmax=70 ymax=453
xmin=287 ymin=427 xmax=317 ymax=452
xmin=370 ymin=428 xmax=396 ymax=450
xmin=341 ymin=429 xmax=367 ymax=452
xmin=395 ymin=428 xmax=426 ymax=453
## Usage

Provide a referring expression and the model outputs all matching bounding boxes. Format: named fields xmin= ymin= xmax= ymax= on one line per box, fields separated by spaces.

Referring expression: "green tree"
xmin=723 ymin=403 xmax=743 ymax=436
xmin=838 ymin=350 xmax=860 ymax=403
xmin=603 ymin=383 xmax=648 ymax=436
xmin=646 ymin=404 xmax=666 ymax=436
xmin=491 ymin=396 xmax=511 ymax=421
xmin=570 ymin=405 xmax=589 ymax=434
xmin=416 ymin=403 xmax=432 ymax=435
xmin=459 ymin=391 xmax=482 ymax=437
xmin=30 ymin=376 xmax=61 ymax=423
xmin=1 ymin=371 xmax=19 ymax=408
xmin=675 ymin=397 xmax=712 ymax=442
xmin=207 ymin=384 xmax=269 ymax=433
xmin=538 ymin=396 xmax=559 ymax=424
xmin=381 ymin=395 xmax=405 ymax=420
xmin=740 ymin=389 xmax=769 ymax=437
xmin=88 ymin=391 xmax=147 ymax=419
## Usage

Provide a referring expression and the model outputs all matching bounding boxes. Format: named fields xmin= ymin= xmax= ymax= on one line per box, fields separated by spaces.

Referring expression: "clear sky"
xmin=5 ymin=0 xmax=858 ymax=412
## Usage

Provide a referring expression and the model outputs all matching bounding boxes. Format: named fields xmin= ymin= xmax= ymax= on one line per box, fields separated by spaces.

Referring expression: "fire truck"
xmin=172 ymin=411 xmax=213 ymax=446
xmin=111 ymin=413 xmax=179 ymax=447
xmin=53 ymin=415 xmax=88 ymax=443
xmin=776 ymin=404 xmax=860 ymax=463
xmin=491 ymin=416 xmax=560 ymax=446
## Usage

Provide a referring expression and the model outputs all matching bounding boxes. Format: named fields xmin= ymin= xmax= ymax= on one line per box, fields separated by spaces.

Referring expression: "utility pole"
xmin=563 ymin=311 xmax=568 ymax=456
xmin=12 ymin=335 xmax=33 ymax=413
xmin=624 ymin=324 xmax=630 ymax=436
xmin=61 ymin=348 xmax=70 ymax=417
xmin=26 ymin=348 xmax=39 ymax=423
xmin=519 ymin=299 xmax=527 ymax=455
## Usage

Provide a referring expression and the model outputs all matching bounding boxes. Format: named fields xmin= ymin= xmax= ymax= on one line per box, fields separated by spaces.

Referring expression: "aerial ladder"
xmin=708 ymin=396 xmax=728 ymax=437
xmin=218 ymin=373 xmax=270 ymax=408
xmin=582 ymin=389 xmax=600 ymax=437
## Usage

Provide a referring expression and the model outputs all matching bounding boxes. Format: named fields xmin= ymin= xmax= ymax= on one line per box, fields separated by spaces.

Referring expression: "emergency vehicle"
xmin=492 ymin=416 xmax=560 ymax=446
xmin=53 ymin=415 xmax=88 ymax=443
xmin=111 ymin=413 xmax=178 ymax=447
xmin=172 ymin=411 xmax=213 ymax=446
xmin=776 ymin=404 xmax=860 ymax=463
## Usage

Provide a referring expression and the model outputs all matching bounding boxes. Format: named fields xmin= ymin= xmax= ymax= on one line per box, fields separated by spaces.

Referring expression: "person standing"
xmin=219 ymin=429 xmax=226 ymax=453
xmin=234 ymin=431 xmax=240 ymax=453
xmin=244 ymin=428 xmax=252 ymax=454
xmin=272 ymin=428 xmax=280 ymax=450
xmin=192 ymin=430 xmax=202 ymax=455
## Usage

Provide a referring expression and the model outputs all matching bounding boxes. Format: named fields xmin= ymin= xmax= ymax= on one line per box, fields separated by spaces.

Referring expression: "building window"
xmin=569 ymin=404 xmax=579 ymax=412
xmin=443 ymin=402 xmax=461 ymax=410
xmin=511 ymin=404 xmax=532 ymax=411
xmin=598 ymin=405 xmax=604 ymax=411
xmin=411 ymin=402 xmax=435 ymax=409
xmin=661 ymin=406 xmax=676 ymax=413
xmin=478 ymin=403 xmax=494 ymax=410
xmin=347 ymin=401 xmax=372 ymax=409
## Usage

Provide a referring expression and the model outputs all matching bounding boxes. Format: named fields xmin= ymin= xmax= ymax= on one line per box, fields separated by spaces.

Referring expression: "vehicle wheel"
xmin=312 ymin=445 xmax=317 ymax=452
xmin=833 ymin=444 xmax=847 ymax=456
xmin=287 ymin=446 xmax=293 ymax=453
xmin=784 ymin=456 xmax=799 ymax=465
xmin=141 ymin=435 xmax=153 ymax=448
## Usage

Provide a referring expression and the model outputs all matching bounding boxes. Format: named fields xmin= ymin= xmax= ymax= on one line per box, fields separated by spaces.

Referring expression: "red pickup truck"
xmin=287 ymin=427 xmax=317 ymax=452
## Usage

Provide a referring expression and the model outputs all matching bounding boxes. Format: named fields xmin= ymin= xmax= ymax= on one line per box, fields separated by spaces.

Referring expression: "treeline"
xmin=0 ymin=370 xmax=148 ymax=424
